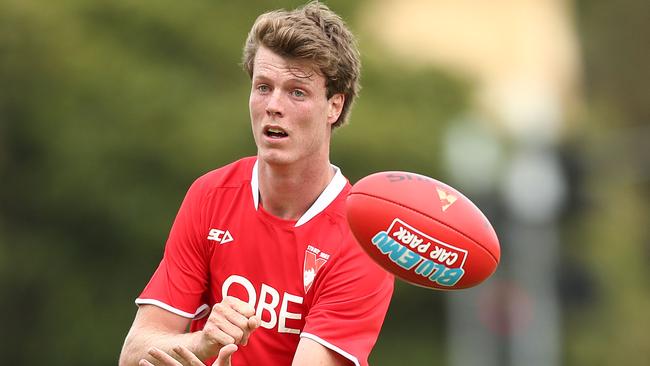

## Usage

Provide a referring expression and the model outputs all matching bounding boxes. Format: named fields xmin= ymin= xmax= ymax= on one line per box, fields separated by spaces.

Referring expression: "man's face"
xmin=249 ymin=46 xmax=344 ymax=167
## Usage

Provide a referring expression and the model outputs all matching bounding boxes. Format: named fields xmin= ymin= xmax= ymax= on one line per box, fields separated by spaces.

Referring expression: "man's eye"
xmin=291 ymin=90 xmax=305 ymax=98
xmin=257 ymin=85 xmax=270 ymax=93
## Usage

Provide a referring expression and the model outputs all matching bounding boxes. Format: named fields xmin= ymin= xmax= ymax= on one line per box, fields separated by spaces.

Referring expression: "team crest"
xmin=304 ymin=245 xmax=330 ymax=293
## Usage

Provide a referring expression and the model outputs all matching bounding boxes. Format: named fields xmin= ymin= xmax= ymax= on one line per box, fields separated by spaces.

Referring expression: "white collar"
xmin=251 ymin=159 xmax=347 ymax=227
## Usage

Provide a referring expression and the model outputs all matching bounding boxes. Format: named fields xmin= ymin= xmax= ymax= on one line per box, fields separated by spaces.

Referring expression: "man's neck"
xmin=257 ymin=158 xmax=335 ymax=221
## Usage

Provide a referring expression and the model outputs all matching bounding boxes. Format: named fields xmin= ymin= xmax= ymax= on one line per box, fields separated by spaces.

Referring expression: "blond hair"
xmin=242 ymin=1 xmax=361 ymax=128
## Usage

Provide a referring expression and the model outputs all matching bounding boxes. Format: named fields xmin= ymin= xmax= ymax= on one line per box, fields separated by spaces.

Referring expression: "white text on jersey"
xmin=222 ymin=275 xmax=303 ymax=334
xmin=207 ymin=228 xmax=234 ymax=244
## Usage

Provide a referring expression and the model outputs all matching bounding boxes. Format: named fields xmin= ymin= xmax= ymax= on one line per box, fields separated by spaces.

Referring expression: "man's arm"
xmin=119 ymin=297 xmax=259 ymax=366
xmin=292 ymin=337 xmax=350 ymax=366
xmin=118 ymin=305 xmax=201 ymax=366
xmin=141 ymin=344 xmax=238 ymax=366
xmin=139 ymin=335 xmax=349 ymax=366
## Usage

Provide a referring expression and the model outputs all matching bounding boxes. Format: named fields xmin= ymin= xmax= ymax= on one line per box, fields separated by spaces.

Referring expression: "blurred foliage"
xmin=0 ymin=0 xmax=648 ymax=365
xmin=560 ymin=1 xmax=650 ymax=365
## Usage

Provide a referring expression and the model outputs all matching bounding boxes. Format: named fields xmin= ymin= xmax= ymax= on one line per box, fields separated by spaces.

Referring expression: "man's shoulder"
xmin=192 ymin=156 xmax=256 ymax=191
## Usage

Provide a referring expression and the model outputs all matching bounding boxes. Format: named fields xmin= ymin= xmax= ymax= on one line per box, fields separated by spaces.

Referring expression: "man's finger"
xmin=173 ymin=346 xmax=206 ymax=366
xmin=248 ymin=315 xmax=260 ymax=330
xmin=148 ymin=347 xmax=182 ymax=366
xmin=206 ymin=301 xmax=258 ymax=346
xmin=240 ymin=315 xmax=261 ymax=346
xmin=222 ymin=296 xmax=256 ymax=318
xmin=212 ymin=344 xmax=238 ymax=366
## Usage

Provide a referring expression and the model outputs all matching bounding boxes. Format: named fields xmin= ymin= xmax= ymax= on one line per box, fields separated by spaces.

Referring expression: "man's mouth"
xmin=264 ymin=126 xmax=288 ymax=139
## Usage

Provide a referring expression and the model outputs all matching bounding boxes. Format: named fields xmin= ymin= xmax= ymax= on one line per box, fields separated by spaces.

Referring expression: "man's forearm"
xmin=119 ymin=327 xmax=205 ymax=366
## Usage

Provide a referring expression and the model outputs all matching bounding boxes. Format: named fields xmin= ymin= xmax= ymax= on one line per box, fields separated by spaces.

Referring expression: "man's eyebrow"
xmin=289 ymin=69 xmax=317 ymax=81
xmin=287 ymin=77 xmax=314 ymax=85
xmin=252 ymin=74 xmax=316 ymax=85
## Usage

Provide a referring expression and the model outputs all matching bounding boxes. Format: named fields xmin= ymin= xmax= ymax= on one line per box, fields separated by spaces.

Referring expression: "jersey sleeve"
xmin=301 ymin=236 xmax=394 ymax=366
xmin=135 ymin=177 xmax=211 ymax=319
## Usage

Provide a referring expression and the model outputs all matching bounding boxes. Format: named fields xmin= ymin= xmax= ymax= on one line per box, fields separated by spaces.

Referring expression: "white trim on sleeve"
xmin=135 ymin=298 xmax=210 ymax=320
xmin=300 ymin=332 xmax=361 ymax=366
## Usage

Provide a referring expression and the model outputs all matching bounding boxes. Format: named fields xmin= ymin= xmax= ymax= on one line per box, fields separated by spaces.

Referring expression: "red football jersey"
xmin=136 ymin=157 xmax=394 ymax=366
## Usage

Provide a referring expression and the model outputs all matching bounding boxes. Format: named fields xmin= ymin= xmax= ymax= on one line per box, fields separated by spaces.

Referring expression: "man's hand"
xmin=140 ymin=344 xmax=238 ymax=366
xmin=194 ymin=296 xmax=259 ymax=359
xmin=212 ymin=345 xmax=238 ymax=366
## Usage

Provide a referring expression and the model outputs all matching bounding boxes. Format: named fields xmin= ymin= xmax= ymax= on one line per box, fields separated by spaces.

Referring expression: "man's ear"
xmin=327 ymin=94 xmax=345 ymax=125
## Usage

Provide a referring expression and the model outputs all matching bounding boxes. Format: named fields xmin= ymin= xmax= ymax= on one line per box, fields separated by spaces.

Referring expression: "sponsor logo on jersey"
xmin=303 ymin=245 xmax=329 ymax=293
xmin=222 ymin=275 xmax=303 ymax=334
xmin=371 ymin=218 xmax=467 ymax=287
xmin=207 ymin=228 xmax=234 ymax=244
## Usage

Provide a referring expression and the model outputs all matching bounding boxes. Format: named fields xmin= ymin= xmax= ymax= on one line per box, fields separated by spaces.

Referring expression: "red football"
xmin=346 ymin=171 xmax=500 ymax=290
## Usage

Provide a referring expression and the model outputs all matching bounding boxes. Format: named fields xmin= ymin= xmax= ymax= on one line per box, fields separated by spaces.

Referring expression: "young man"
xmin=119 ymin=2 xmax=394 ymax=366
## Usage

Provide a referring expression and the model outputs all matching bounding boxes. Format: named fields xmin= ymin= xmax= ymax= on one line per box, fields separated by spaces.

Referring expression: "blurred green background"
xmin=1 ymin=0 xmax=648 ymax=365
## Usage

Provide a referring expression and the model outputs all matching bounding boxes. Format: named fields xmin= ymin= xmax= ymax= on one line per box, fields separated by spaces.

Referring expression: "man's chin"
xmin=257 ymin=150 xmax=294 ymax=166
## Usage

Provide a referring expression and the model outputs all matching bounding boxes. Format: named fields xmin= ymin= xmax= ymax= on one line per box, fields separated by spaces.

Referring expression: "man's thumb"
xmin=213 ymin=344 xmax=238 ymax=366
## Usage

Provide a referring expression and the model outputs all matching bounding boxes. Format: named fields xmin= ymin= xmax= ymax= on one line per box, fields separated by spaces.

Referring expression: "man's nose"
xmin=265 ymin=90 xmax=284 ymax=118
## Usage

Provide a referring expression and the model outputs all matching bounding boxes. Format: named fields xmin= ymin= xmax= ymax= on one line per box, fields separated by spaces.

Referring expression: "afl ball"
xmin=346 ymin=171 xmax=500 ymax=290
